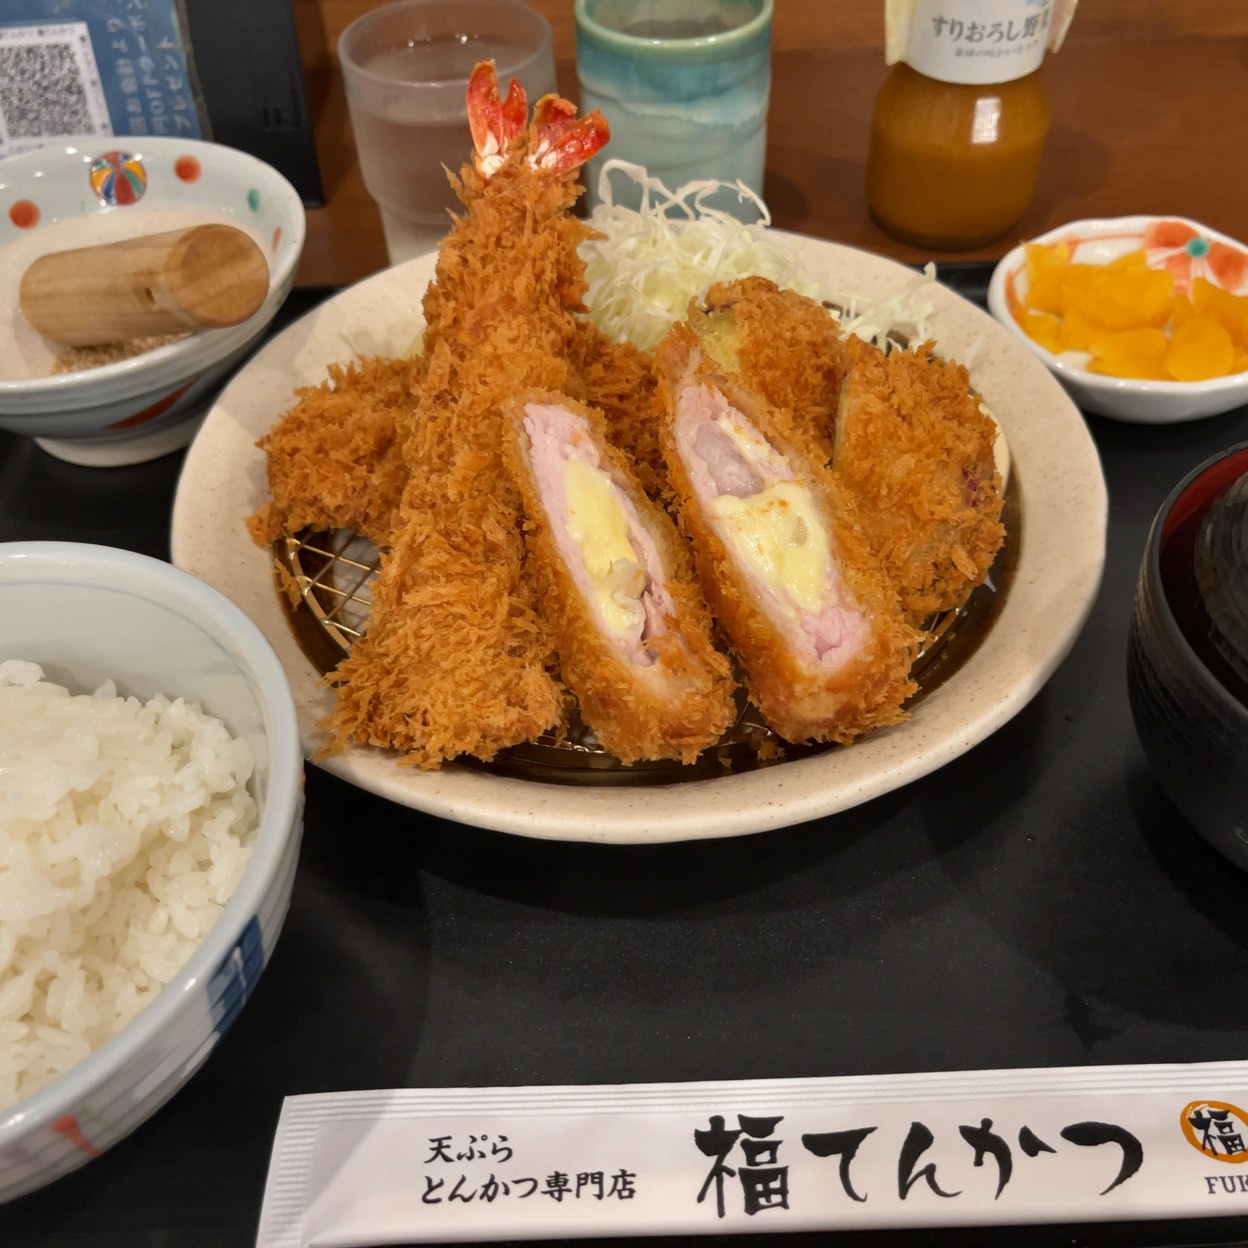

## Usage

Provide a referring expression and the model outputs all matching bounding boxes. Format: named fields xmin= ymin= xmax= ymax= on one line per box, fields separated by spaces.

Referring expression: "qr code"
xmin=0 ymin=23 xmax=111 ymax=157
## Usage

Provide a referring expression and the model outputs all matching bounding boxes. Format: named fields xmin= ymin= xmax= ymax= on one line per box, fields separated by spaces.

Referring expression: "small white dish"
xmin=986 ymin=215 xmax=1248 ymax=424
xmin=0 ymin=138 xmax=305 ymax=465
xmin=172 ymin=233 xmax=1107 ymax=844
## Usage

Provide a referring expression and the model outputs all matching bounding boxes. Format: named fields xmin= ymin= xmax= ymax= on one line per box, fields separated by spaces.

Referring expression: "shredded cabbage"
xmin=581 ymin=160 xmax=823 ymax=352
xmin=835 ymin=262 xmax=938 ymax=351
xmin=580 ymin=161 xmax=943 ymax=357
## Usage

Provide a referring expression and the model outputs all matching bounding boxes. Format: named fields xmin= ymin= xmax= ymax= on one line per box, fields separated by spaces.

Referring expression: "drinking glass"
xmin=575 ymin=0 xmax=773 ymax=218
xmin=339 ymin=0 xmax=557 ymax=265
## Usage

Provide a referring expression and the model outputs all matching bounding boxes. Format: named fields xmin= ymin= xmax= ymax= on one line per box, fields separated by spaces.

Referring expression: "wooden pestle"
xmin=19 ymin=224 xmax=270 ymax=347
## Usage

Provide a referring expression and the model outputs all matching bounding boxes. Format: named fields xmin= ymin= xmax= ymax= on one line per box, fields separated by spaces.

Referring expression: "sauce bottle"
xmin=866 ymin=0 xmax=1077 ymax=250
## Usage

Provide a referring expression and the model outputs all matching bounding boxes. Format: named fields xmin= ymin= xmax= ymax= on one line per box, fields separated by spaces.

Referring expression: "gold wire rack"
xmin=271 ymin=473 xmax=1020 ymax=786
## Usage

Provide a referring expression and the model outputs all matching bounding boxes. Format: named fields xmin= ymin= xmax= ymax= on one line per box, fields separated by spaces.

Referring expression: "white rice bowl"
xmin=0 ymin=542 xmax=302 ymax=1204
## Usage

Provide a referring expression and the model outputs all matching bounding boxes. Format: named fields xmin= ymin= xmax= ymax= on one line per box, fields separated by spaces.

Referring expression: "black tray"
xmin=3 ymin=271 xmax=1248 ymax=1247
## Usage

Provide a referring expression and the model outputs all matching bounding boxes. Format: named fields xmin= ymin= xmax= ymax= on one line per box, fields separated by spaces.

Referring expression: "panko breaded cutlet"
xmin=834 ymin=334 xmax=1005 ymax=623
xmin=246 ymin=355 xmax=420 ymax=549
xmin=566 ymin=324 xmax=667 ymax=504
xmin=691 ymin=276 xmax=848 ymax=438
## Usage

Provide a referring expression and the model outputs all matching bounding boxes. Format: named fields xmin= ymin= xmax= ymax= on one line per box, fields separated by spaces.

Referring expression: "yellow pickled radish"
xmin=1061 ymin=265 xmax=1173 ymax=331
xmin=1106 ymin=250 xmax=1149 ymax=271
xmin=1011 ymin=241 xmax=1248 ymax=380
xmin=1087 ymin=328 xmax=1169 ymax=380
xmin=1115 ymin=268 xmax=1174 ymax=328
xmin=1017 ymin=307 xmax=1062 ymax=353
xmin=1057 ymin=305 xmax=1101 ymax=353
xmin=1024 ymin=242 xmax=1071 ymax=315
xmin=1191 ymin=277 xmax=1248 ymax=349
xmin=1164 ymin=316 xmax=1235 ymax=381
xmin=1171 ymin=294 xmax=1196 ymax=328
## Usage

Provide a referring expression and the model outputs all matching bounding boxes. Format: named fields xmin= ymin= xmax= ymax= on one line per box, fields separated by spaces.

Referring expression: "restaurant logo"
xmin=1180 ymin=1101 xmax=1248 ymax=1163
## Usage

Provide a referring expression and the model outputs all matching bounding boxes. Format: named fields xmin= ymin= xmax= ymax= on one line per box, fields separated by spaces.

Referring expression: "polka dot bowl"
xmin=0 ymin=138 xmax=304 ymax=466
xmin=986 ymin=215 xmax=1248 ymax=424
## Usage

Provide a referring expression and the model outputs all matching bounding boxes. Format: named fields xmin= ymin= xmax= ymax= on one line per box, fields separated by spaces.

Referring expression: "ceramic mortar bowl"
xmin=0 ymin=138 xmax=305 ymax=466
xmin=0 ymin=542 xmax=303 ymax=1202
xmin=1128 ymin=442 xmax=1248 ymax=869
xmin=987 ymin=215 xmax=1248 ymax=423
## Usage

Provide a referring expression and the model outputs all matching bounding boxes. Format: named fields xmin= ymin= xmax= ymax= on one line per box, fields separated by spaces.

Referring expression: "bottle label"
xmin=893 ymin=0 xmax=1053 ymax=84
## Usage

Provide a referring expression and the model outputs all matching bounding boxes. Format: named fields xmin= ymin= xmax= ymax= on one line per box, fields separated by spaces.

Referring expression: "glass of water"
xmin=339 ymin=0 xmax=557 ymax=266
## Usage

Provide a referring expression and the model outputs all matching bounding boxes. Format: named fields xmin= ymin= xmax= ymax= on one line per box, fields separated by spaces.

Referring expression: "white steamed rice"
xmin=0 ymin=659 xmax=258 ymax=1110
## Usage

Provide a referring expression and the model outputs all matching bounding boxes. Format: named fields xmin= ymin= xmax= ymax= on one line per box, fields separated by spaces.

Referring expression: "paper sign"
xmin=0 ymin=0 xmax=205 ymax=158
xmin=257 ymin=1061 xmax=1248 ymax=1246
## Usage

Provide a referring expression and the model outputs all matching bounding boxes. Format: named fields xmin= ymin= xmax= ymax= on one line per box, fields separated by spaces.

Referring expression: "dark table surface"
xmin=3 ymin=274 xmax=1248 ymax=1248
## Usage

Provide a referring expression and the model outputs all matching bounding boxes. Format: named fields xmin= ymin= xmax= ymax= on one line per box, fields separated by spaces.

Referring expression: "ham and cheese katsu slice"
xmin=505 ymin=392 xmax=736 ymax=764
xmin=684 ymin=277 xmax=1006 ymax=625
xmin=655 ymin=324 xmax=919 ymax=745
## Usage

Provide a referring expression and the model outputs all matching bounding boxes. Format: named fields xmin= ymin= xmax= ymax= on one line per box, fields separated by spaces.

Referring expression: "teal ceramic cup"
xmin=575 ymin=0 xmax=773 ymax=217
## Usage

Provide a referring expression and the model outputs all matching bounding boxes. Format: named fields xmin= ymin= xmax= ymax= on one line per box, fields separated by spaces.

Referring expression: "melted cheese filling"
xmin=711 ymin=481 xmax=834 ymax=614
xmin=562 ymin=458 xmax=646 ymax=638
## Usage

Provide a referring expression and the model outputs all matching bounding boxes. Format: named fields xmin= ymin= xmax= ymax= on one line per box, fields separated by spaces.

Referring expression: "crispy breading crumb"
xmin=835 ymin=335 xmax=1005 ymax=621
xmin=249 ymin=356 xmax=420 ymax=548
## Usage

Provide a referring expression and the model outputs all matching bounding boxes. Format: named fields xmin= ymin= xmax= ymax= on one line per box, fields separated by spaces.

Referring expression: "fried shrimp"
xmin=655 ymin=323 xmax=919 ymax=745
xmin=505 ymin=391 xmax=736 ymax=764
xmin=325 ymin=65 xmax=611 ymax=768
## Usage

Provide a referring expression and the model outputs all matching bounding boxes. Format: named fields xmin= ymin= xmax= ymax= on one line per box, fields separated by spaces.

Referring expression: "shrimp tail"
xmin=530 ymin=95 xmax=610 ymax=174
xmin=468 ymin=60 xmax=609 ymax=179
xmin=468 ymin=61 xmax=530 ymax=176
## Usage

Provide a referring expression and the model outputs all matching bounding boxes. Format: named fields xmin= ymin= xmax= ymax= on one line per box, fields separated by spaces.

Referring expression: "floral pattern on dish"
xmin=1033 ymin=218 xmax=1248 ymax=297
xmin=1141 ymin=219 xmax=1248 ymax=295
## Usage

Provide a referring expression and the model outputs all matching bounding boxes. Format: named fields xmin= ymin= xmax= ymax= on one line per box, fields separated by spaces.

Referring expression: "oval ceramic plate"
xmin=171 ymin=234 xmax=1107 ymax=843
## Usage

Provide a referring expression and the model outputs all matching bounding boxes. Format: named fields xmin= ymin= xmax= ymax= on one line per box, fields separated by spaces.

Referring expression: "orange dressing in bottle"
xmin=867 ymin=1 xmax=1075 ymax=250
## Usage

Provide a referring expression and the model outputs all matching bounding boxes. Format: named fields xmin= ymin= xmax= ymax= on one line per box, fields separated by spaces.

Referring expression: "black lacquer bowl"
xmin=1128 ymin=442 xmax=1248 ymax=869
